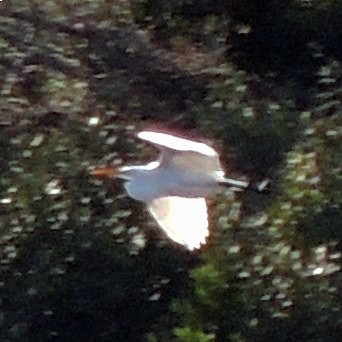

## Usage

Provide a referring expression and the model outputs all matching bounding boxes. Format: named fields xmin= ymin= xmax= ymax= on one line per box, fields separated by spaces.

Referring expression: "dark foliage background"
xmin=0 ymin=1 xmax=341 ymax=341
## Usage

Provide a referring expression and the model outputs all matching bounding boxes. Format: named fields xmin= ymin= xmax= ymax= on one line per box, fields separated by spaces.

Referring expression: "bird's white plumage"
xmin=138 ymin=131 xmax=225 ymax=180
xmin=129 ymin=131 xmax=222 ymax=249
xmin=147 ymin=196 xmax=208 ymax=250
xmin=92 ymin=131 xmax=253 ymax=250
xmin=92 ymin=131 xmax=268 ymax=250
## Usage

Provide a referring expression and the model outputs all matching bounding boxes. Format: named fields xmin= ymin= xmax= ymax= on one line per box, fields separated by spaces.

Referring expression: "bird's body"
xmin=91 ymin=131 xmax=268 ymax=250
xmin=118 ymin=131 xmax=226 ymax=202
xmin=120 ymin=162 xmax=223 ymax=202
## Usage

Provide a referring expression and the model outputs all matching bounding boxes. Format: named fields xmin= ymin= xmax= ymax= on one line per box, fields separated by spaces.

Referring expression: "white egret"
xmin=91 ymin=131 xmax=268 ymax=250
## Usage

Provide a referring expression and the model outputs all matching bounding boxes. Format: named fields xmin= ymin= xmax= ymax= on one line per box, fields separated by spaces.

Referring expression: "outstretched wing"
xmin=137 ymin=131 xmax=224 ymax=177
xmin=147 ymin=196 xmax=208 ymax=250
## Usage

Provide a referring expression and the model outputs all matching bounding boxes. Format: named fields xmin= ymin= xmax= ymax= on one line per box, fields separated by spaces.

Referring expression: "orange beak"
xmin=90 ymin=166 xmax=118 ymax=178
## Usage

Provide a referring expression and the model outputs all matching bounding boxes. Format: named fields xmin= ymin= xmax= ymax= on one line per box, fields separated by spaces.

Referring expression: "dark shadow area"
xmin=6 ymin=11 xmax=207 ymax=123
xmin=298 ymin=206 xmax=342 ymax=245
xmin=1 ymin=228 xmax=196 ymax=341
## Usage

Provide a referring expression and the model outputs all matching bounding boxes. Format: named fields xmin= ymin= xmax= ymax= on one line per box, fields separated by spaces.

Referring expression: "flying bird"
xmin=91 ymin=131 xmax=268 ymax=250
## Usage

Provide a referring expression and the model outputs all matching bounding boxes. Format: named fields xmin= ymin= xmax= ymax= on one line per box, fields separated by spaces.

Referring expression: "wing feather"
xmin=138 ymin=131 xmax=217 ymax=155
xmin=138 ymin=131 xmax=224 ymax=177
xmin=147 ymin=196 xmax=209 ymax=250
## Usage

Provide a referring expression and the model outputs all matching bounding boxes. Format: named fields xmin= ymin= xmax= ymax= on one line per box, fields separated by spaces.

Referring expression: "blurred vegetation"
xmin=0 ymin=0 xmax=341 ymax=341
